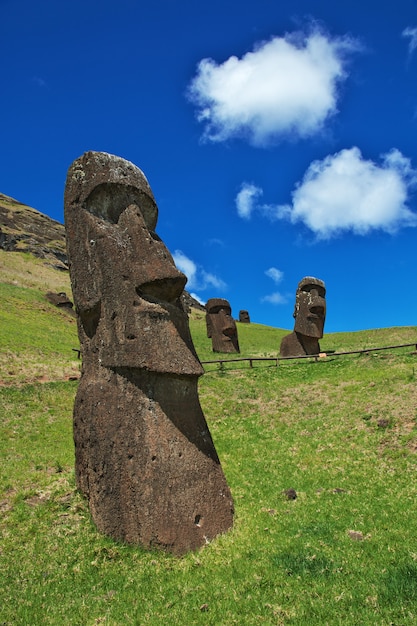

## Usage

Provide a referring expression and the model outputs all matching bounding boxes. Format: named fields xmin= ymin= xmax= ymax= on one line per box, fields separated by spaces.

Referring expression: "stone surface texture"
xmin=45 ymin=291 xmax=76 ymax=316
xmin=64 ymin=151 xmax=233 ymax=554
xmin=280 ymin=276 xmax=326 ymax=357
xmin=239 ymin=310 xmax=250 ymax=323
xmin=205 ymin=298 xmax=240 ymax=353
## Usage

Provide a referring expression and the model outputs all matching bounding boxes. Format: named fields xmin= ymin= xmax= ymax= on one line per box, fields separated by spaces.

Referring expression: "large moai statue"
xmin=206 ymin=298 xmax=240 ymax=353
xmin=280 ymin=276 xmax=326 ymax=357
xmin=239 ymin=310 xmax=250 ymax=324
xmin=64 ymin=151 xmax=233 ymax=555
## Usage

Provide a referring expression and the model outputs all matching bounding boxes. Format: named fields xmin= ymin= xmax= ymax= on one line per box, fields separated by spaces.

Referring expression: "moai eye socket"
xmin=85 ymin=183 xmax=157 ymax=229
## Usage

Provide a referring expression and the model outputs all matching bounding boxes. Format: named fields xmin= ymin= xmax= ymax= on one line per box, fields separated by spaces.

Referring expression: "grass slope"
xmin=0 ymin=248 xmax=71 ymax=293
xmin=1 ymin=250 xmax=417 ymax=625
xmin=0 ymin=281 xmax=79 ymax=385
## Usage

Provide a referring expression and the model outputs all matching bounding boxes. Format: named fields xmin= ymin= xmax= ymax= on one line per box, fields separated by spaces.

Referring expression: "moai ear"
xmin=65 ymin=208 xmax=102 ymax=316
xmin=206 ymin=313 xmax=213 ymax=338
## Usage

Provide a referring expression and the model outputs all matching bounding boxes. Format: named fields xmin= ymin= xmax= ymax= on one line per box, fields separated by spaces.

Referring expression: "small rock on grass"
xmin=283 ymin=488 xmax=297 ymax=500
xmin=348 ymin=530 xmax=364 ymax=541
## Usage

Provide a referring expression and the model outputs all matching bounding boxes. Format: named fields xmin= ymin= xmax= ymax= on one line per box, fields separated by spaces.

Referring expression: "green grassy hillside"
xmin=0 ymin=242 xmax=78 ymax=384
xmin=1 ymin=249 xmax=417 ymax=625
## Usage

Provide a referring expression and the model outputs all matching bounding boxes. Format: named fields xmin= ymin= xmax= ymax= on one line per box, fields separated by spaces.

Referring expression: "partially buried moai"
xmin=64 ymin=151 xmax=233 ymax=555
xmin=239 ymin=310 xmax=250 ymax=324
xmin=206 ymin=298 xmax=240 ymax=353
xmin=280 ymin=276 xmax=326 ymax=357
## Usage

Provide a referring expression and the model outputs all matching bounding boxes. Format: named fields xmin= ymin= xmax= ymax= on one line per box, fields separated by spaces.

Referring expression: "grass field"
xmin=1 ymin=254 xmax=417 ymax=625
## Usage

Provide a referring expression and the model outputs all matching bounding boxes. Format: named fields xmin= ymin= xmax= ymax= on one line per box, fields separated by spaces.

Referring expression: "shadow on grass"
xmin=380 ymin=562 xmax=417 ymax=605
xmin=271 ymin=551 xmax=339 ymax=578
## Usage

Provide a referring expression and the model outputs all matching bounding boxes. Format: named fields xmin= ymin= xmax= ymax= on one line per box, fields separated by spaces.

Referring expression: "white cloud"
xmin=265 ymin=267 xmax=284 ymax=283
xmin=187 ymin=28 xmax=358 ymax=146
xmin=200 ymin=270 xmax=227 ymax=290
xmin=173 ymin=250 xmax=198 ymax=288
xmin=261 ymin=292 xmax=288 ymax=305
xmin=173 ymin=250 xmax=227 ymax=292
xmin=283 ymin=147 xmax=417 ymax=238
xmin=235 ymin=183 xmax=263 ymax=219
xmin=190 ymin=292 xmax=205 ymax=306
xmin=402 ymin=27 xmax=417 ymax=55
xmin=243 ymin=147 xmax=417 ymax=239
xmin=262 ymin=268 xmax=286 ymax=304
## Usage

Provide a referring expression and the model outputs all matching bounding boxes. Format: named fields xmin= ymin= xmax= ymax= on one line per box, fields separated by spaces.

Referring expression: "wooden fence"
xmin=201 ymin=342 xmax=417 ymax=369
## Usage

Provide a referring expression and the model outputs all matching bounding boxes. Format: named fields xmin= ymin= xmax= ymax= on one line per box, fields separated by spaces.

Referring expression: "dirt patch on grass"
xmin=0 ymin=354 xmax=80 ymax=387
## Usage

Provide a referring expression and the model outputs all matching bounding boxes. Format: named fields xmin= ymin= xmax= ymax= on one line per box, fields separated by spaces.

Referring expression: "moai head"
xmin=64 ymin=151 xmax=202 ymax=376
xmin=206 ymin=298 xmax=240 ymax=353
xmin=239 ymin=310 xmax=250 ymax=324
xmin=45 ymin=291 xmax=73 ymax=309
xmin=293 ymin=276 xmax=326 ymax=339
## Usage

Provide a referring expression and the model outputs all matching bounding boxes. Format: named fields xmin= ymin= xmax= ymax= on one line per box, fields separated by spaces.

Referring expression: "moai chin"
xmin=280 ymin=276 xmax=326 ymax=357
xmin=64 ymin=151 xmax=233 ymax=555
xmin=206 ymin=298 xmax=240 ymax=353
xmin=239 ymin=310 xmax=250 ymax=324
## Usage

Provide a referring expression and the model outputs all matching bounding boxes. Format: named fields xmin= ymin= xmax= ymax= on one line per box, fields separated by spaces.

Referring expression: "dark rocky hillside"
xmin=0 ymin=193 xmax=68 ymax=270
xmin=0 ymin=192 xmax=205 ymax=310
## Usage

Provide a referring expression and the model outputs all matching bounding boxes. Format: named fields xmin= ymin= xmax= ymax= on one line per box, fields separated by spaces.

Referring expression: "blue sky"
xmin=1 ymin=0 xmax=417 ymax=333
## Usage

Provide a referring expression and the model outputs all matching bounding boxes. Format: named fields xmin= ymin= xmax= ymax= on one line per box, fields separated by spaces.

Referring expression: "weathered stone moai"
xmin=206 ymin=298 xmax=240 ymax=353
xmin=239 ymin=310 xmax=250 ymax=324
xmin=280 ymin=276 xmax=326 ymax=357
xmin=64 ymin=151 xmax=233 ymax=555
xmin=45 ymin=291 xmax=76 ymax=317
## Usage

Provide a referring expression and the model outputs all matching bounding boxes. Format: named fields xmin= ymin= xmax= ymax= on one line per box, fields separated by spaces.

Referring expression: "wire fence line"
xmin=201 ymin=342 xmax=417 ymax=369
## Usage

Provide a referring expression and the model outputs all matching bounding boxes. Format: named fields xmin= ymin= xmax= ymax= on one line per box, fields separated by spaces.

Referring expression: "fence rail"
xmin=201 ymin=342 xmax=417 ymax=369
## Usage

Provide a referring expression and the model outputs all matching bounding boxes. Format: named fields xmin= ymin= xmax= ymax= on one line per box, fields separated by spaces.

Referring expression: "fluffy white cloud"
xmin=241 ymin=147 xmax=417 ymax=238
xmin=173 ymin=250 xmax=227 ymax=292
xmin=265 ymin=267 xmax=284 ymax=283
xmin=235 ymin=183 xmax=263 ymax=219
xmin=187 ymin=29 xmax=358 ymax=145
xmin=282 ymin=148 xmax=417 ymax=238
xmin=402 ymin=26 xmax=417 ymax=55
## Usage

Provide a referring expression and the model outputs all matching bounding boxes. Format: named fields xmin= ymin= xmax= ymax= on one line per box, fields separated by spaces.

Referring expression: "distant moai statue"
xmin=206 ymin=298 xmax=240 ymax=353
xmin=64 ymin=151 xmax=233 ymax=555
xmin=239 ymin=310 xmax=250 ymax=323
xmin=45 ymin=291 xmax=76 ymax=317
xmin=280 ymin=276 xmax=326 ymax=357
